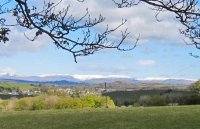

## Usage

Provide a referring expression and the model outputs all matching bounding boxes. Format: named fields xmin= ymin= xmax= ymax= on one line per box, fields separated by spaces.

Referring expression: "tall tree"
xmin=190 ymin=80 xmax=200 ymax=93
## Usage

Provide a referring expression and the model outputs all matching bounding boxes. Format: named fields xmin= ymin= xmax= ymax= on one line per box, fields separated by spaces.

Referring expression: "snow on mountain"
xmin=72 ymin=74 xmax=131 ymax=81
xmin=138 ymin=77 xmax=196 ymax=85
xmin=0 ymin=74 xmax=197 ymax=85
xmin=139 ymin=77 xmax=196 ymax=82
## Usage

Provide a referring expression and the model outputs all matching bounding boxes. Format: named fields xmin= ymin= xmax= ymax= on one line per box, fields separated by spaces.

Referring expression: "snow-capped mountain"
xmin=139 ymin=77 xmax=196 ymax=85
xmin=0 ymin=74 xmax=196 ymax=86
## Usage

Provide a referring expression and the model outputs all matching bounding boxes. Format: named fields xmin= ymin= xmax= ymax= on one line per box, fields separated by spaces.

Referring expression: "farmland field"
xmin=0 ymin=105 xmax=200 ymax=129
xmin=0 ymin=81 xmax=36 ymax=91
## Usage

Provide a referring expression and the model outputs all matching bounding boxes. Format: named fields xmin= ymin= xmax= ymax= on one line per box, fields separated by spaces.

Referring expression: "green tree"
xmin=190 ymin=80 xmax=200 ymax=94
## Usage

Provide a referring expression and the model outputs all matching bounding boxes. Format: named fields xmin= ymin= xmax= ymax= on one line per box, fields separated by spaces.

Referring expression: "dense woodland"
xmin=103 ymin=89 xmax=200 ymax=106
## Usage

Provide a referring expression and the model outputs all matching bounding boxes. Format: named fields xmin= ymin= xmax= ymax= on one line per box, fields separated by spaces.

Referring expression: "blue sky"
xmin=0 ymin=0 xmax=200 ymax=80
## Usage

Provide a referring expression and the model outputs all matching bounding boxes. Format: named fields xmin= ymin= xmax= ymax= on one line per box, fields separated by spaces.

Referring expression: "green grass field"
xmin=0 ymin=81 xmax=36 ymax=91
xmin=0 ymin=105 xmax=200 ymax=129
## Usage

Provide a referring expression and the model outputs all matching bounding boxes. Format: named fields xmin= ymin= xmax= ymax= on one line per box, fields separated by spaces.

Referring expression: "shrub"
xmin=32 ymin=98 xmax=47 ymax=110
xmin=139 ymin=95 xmax=151 ymax=106
xmin=6 ymin=99 xmax=17 ymax=111
xmin=81 ymin=94 xmax=97 ymax=108
xmin=0 ymin=99 xmax=17 ymax=111
xmin=0 ymin=100 xmax=8 ymax=111
xmin=55 ymin=98 xmax=75 ymax=109
xmin=133 ymin=103 xmax=140 ymax=107
xmin=139 ymin=95 xmax=166 ymax=106
xmin=0 ymin=99 xmax=4 ymax=111
xmin=150 ymin=96 xmax=166 ymax=106
xmin=81 ymin=94 xmax=115 ymax=108
xmin=70 ymin=98 xmax=83 ymax=109
xmin=1 ymin=94 xmax=115 ymax=111
xmin=15 ymin=98 xmax=32 ymax=110
xmin=44 ymin=95 xmax=59 ymax=109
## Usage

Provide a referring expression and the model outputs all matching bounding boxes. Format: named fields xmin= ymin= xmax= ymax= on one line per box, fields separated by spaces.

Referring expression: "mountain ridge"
xmin=0 ymin=74 xmax=196 ymax=86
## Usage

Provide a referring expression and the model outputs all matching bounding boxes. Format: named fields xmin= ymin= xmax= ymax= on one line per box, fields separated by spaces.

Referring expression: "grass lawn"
xmin=0 ymin=106 xmax=200 ymax=129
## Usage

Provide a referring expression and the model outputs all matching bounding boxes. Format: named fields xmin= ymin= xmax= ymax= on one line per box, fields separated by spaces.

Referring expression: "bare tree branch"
xmin=113 ymin=0 xmax=200 ymax=54
xmin=0 ymin=0 xmax=139 ymax=62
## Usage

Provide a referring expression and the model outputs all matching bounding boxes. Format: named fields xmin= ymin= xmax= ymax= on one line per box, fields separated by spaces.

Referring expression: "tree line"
xmin=0 ymin=92 xmax=115 ymax=111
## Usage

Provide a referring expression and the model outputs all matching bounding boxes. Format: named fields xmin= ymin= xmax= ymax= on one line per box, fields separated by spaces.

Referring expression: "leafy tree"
xmin=190 ymin=80 xmax=200 ymax=93
xmin=81 ymin=94 xmax=115 ymax=108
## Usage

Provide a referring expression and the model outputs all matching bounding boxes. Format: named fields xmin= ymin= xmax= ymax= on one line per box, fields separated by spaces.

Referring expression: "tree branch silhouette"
xmin=113 ymin=0 xmax=200 ymax=53
xmin=0 ymin=0 xmax=138 ymax=62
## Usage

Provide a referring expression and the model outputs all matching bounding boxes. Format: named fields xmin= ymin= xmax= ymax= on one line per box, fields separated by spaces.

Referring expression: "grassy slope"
xmin=0 ymin=81 xmax=35 ymax=90
xmin=0 ymin=106 xmax=200 ymax=129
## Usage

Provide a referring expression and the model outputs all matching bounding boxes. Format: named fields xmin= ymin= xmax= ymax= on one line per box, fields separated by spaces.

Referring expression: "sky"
xmin=0 ymin=0 xmax=200 ymax=80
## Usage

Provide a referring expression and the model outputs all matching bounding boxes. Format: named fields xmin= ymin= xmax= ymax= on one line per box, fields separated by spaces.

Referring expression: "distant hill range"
xmin=0 ymin=74 xmax=196 ymax=87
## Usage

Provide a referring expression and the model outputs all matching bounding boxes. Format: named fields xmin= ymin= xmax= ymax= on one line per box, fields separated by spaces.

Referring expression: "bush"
xmin=81 ymin=94 xmax=115 ymax=108
xmin=32 ymin=98 xmax=47 ymax=110
xmin=15 ymin=98 xmax=32 ymax=110
xmin=0 ymin=94 xmax=115 ymax=111
xmin=139 ymin=95 xmax=151 ymax=106
xmin=0 ymin=99 xmax=17 ymax=111
xmin=150 ymin=96 xmax=166 ymax=106
xmin=81 ymin=94 xmax=97 ymax=108
xmin=56 ymin=98 xmax=71 ymax=109
xmin=44 ymin=96 xmax=59 ymax=109
xmin=6 ymin=100 xmax=16 ymax=111
xmin=0 ymin=99 xmax=4 ymax=111
xmin=133 ymin=103 xmax=140 ymax=107
xmin=0 ymin=100 xmax=8 ymax=111
xmin=139 ymin=95 xmax=166 ymax=106
xmin=70 ymin=98 xmax=83 ymax=109
xmin=55 ymin=98 xmax=82 ymax=109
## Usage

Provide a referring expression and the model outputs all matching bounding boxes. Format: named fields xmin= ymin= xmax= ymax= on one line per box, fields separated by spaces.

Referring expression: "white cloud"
xmin=138 ymin=59 xmax=156 ymax=66
xmin=0 ymin=0 xmax=185 ymax=56
xmin=58 ymin=0 xmax=184 ymax=44
xmin=0 ymin=27 xmax=50 ymax=56
xmin=0 ymin=67 xmax=16 ymax=76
